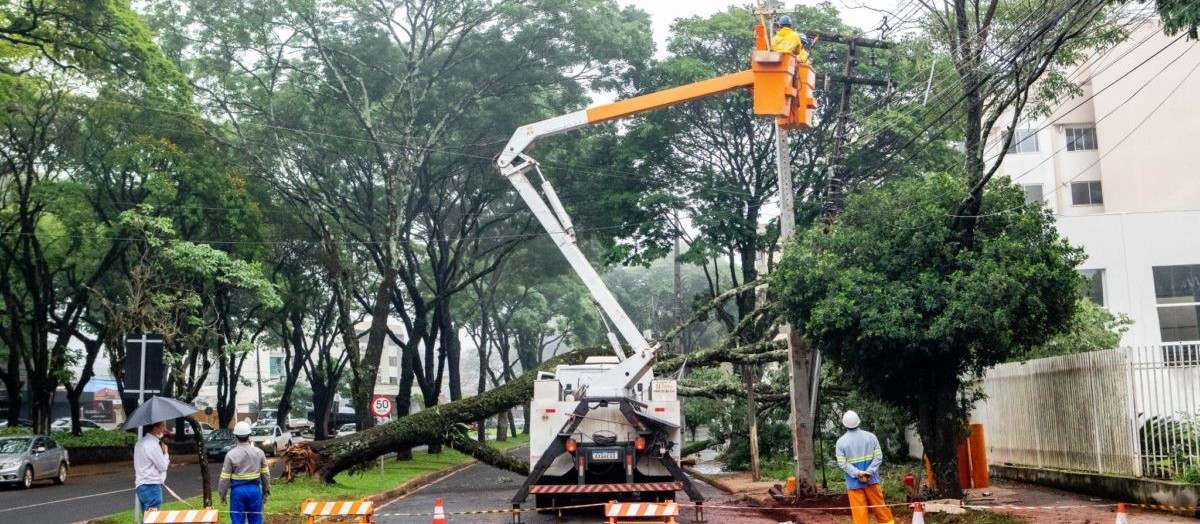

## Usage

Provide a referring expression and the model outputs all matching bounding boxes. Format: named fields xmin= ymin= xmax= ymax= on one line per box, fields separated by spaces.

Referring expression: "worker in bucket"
xmin=771 ymin=15 xmax=811 ymax=62
xmin=836 ymin=410 xmax=895 ymax=524
xmin=220 ymin=421 xmax=271 ymax=524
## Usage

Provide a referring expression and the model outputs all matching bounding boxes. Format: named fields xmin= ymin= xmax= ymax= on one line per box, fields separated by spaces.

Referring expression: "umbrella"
xmin=121 ymin=396 xmax=199 ymax=429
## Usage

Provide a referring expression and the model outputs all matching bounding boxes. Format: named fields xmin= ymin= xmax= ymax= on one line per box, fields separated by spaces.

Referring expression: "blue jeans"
xmin=230 ymin=483 xmax=263 ymax=524
xmin=136 ymin=483 xmax=162 ymax=514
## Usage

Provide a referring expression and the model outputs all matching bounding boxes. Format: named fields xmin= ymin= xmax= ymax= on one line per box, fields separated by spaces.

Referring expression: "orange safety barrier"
xmin=300 ymin=498 xmax=375 ymax=524
xmin=141 ymin=509 xmax=219 ymax=524
xmin=604 ymin=500 xmax=680 ymax=524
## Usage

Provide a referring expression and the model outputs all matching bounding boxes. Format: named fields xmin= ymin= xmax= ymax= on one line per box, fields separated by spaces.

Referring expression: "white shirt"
xmin=134 ymin=433 xmax=169 ymax=486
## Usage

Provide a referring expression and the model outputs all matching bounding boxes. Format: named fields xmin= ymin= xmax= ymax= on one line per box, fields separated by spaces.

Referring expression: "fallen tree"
xmin=306 ymin=297 xmax=788 ymax=482
xmin=308 ymin=347 xmax=609 ymax=481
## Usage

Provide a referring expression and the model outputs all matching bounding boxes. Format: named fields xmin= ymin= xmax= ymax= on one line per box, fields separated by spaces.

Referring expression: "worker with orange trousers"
xmin=770 ymin=15 xmax=811 ymax=62
xmin=835 ymin=410 xmax=895 ymax=524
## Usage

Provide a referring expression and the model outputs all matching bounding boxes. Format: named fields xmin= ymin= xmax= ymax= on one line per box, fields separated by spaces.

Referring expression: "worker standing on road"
xmin=134 ymin=421 xmax=171 ymax=515
xmin=771 ymin=15 xmax=811 ymax=62
xmin=836 ymin=410 xmax=895 ymax=524
xmin=220 ymin=421 xmax=271 ymax=524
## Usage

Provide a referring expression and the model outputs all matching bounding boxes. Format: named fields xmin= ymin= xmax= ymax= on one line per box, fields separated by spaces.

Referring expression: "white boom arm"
xmin=499 ymin=150 xmax=656 ymax=398
xmin=494 ymin=62 xmax=800 ymax=397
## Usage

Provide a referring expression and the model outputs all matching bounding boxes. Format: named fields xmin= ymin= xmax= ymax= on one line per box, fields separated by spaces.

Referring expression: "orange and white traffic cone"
xmin=432 ymin=497 xmax=448 ymax=524
xmin=911 ymin=502 xmax=925 ymax=524
xmin=1114 ymin=503 xmax=1128 ymax=524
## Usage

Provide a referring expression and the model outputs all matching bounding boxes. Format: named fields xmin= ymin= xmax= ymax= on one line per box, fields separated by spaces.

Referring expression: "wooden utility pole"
xmin=777 ymin=28 xmax=892 ymax=495
xmin=815 ymin=31 xmax=893 ymax=221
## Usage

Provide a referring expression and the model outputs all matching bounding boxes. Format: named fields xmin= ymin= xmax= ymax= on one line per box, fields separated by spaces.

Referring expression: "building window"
xmin=1065 ymin=126 xmax=1098 ymax=151
xmin=1071 ymin=181 xmax=1103 ymax=206
xmin=269 ymin=356 xmax=284 ymax=378
xmin=1022 ymin=184 xmax=1044 ymax=204
xmin=1079 ymin=269 xmax=1105 ymax=306
xmin=1007 ymin=129 xmax=1039 ymax=153
xmin=1153 ymin=265 xmax=1200 ymax=344
xmin=388 ymin=356 xmax=398 ymax=367
xmin=389 ymin=376 xmax=398 ymax=385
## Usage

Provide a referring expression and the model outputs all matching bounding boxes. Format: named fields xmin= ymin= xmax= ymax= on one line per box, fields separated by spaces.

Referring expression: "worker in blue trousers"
xmin=220 ymin=421 xmax=271 ymax=524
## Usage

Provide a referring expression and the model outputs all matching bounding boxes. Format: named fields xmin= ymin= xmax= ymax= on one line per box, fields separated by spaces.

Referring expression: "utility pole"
xmin=814 ymin=31 xmax=893 ymax=222
xmin=773 ymin=25 xmax=892 ymax=495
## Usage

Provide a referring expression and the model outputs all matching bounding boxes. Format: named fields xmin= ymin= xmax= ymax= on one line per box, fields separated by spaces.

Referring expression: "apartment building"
xmin=991 ymin=23 xmax=1200 ymax=348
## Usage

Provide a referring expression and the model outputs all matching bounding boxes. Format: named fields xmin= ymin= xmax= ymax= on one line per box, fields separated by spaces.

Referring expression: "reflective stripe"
xmin=846 ymin=452 xmax=877 ymax=463
xmin=260 ymin=467 xmax=269 ymax=474
xmin=228 ymin=473 xmax=260 ymax=480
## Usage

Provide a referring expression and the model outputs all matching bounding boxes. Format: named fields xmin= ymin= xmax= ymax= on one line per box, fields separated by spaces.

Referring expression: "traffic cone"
xmin=432 ymin=497 xmax=447 ymax=524
xmin=1114 ymin=503 xmax=1128 ymax=524
xmin=911 ymin=502 xmax=925 ymax=524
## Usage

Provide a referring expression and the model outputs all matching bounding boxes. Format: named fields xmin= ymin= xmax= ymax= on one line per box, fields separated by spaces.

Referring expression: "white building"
xmin=990 ymin=23 xmax=1200 ymax=348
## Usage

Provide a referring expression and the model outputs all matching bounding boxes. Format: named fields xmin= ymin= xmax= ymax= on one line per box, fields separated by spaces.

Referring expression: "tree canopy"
xmin=773 ymin=174 xmax=1084 ymax=495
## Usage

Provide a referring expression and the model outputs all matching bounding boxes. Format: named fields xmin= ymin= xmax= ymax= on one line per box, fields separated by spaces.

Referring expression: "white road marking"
xmin=0 ymin=487 xmax=134 ymax=513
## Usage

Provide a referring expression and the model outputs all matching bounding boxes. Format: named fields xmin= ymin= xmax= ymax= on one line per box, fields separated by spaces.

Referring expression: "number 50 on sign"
xmin=370 ymin=395 xmax=394 ymax=417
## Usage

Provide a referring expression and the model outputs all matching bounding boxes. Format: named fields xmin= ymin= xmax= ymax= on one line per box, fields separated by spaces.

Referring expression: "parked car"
xmin=183 ymin=422 xmax=215 ymax=437
xmin=0 ymin=435 xmax=69 ymax=489
xmin=204 ymin=429 xmax=236 ymax=461
xmin=49 ymin=418 xmax=101 ymax=432
xmin=249 ymin=425 xmax=291 ymax=457
xmin=335 ymin=423 xmax=356 ymax=438
xmin=0 ymin=419 xmax=33 ymax=429
xmin=286 ymin=418 xmax=314 ymax=434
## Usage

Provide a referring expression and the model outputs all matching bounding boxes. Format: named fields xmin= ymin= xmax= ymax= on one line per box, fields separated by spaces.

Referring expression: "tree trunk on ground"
xmin=449 ymin=435 xmax=529 ymax=475
xmin=311 ymin=347 xmax=606 ymax=481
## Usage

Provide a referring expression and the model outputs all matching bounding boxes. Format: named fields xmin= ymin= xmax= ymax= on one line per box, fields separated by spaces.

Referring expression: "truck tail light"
xmin=634 ymin=437 xmax=646 ymax=451
xmin=565 ymin=438 xmax=577 ymax=453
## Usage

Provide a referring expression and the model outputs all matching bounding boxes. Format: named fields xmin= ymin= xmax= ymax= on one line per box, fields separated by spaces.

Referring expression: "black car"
xmin=204 ymin=429 xmax=235 ymax=461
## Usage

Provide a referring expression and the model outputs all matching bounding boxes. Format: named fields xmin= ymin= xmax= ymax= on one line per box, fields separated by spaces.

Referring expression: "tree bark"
xmin=915 ymin=366 xmax=965 ymax=498
xmin=311 ymin=347 xmax=606 ymax=481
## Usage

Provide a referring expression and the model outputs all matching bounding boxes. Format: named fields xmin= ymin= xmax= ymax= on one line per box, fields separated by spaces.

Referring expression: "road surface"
xmin=376 ymin=447 xmax=780 ymax=524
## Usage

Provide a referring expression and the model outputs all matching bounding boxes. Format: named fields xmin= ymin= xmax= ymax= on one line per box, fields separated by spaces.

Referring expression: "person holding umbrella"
xmin=134 ymin=420 xmax=171 ymax=512
xmin=123 ymin=396 xmax=198 ymax=521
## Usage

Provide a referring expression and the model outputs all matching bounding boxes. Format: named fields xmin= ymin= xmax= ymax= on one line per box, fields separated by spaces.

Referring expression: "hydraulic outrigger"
xmin=495 ymin=24 xmax=815 ymax=523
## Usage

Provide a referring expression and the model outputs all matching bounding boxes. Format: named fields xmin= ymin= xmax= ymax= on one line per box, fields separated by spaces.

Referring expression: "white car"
xmin=249 ymin=425 xmax=292 ymax=456
xmin=335 ymin=423 xmax=356 ymax=437
xmin=49 ymin=418 xmax=101 ymax=432
xmin=183 ymin=422 xmax=215 ymax=437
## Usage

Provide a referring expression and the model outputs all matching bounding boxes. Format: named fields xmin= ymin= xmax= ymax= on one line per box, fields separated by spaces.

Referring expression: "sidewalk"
xmin=964 ymin=479 xmax=1200 ymax=523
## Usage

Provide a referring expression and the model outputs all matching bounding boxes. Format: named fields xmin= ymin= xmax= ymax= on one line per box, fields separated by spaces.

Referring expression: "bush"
xmin=55 ymin=429 xmax=137 ymax=448
xmin=0 ymin=427 xmax=32 ymax=437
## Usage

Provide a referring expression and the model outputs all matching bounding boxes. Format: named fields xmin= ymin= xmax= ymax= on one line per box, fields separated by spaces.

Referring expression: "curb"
xmin=368 ymin=444 xmax=529 ymax=506
xmin=366 ymin=459 xmax=480 ymax=505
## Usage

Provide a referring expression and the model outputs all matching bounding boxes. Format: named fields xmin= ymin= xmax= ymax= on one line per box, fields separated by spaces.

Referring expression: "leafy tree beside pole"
xmin=773 ymin=174 xmax=1083 ymax=497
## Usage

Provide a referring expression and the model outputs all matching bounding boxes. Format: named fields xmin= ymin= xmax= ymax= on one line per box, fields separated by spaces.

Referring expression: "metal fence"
xmin=975 ymin=344 xmax=1200 ymax=480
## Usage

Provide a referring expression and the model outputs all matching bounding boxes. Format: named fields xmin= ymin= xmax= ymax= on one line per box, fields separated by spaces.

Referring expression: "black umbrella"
xmin=121 ymin=396 xmax=199 ymax=429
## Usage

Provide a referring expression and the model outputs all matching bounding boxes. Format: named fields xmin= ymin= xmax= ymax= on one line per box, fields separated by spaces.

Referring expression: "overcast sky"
xmin=616 ymin=0 xmax=899 ymax=55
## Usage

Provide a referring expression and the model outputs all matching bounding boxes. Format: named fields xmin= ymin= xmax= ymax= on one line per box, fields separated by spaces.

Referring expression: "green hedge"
xmin=0 ymin=427 xmax=136 ymax=447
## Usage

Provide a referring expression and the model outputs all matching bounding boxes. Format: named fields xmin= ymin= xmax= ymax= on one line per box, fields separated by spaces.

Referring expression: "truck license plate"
xmin=589 ymin=450 xmax=620 ymax=462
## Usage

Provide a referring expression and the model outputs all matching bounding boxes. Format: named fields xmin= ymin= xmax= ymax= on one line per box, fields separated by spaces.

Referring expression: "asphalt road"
xmin=0 ymin=455 xmax=288 ymax=524
xmin=375 ymin=447 xmax=775 ymax=524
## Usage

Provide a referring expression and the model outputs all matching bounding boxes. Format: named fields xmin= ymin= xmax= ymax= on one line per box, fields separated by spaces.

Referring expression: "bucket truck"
xmin=495 ymin=24 xmax=815 ymax=522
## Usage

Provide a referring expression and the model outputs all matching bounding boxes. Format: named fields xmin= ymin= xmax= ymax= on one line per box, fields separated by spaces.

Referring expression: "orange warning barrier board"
xmin=604 ymin=500 xmax=680 ymax=523
xmin=301 ymin=499 xmax=375 ymax=524
xmin=141 ymin=509 xmax=219 ymax=524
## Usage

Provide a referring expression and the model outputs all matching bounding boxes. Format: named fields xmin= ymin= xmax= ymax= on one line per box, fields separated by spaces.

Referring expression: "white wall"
xmin=1055 ymin=210 xmax=1200 ymax=346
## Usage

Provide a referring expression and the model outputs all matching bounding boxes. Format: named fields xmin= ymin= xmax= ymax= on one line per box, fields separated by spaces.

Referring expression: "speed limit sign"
xmin=370 ymin=395 xmax=394 ymax=417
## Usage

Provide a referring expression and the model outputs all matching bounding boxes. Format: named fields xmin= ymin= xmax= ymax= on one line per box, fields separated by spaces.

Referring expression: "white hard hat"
xmin=233 ymin=421 xmax=252 ymax=437
xmin=842 ymin=410 xmax=861 ymax=429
